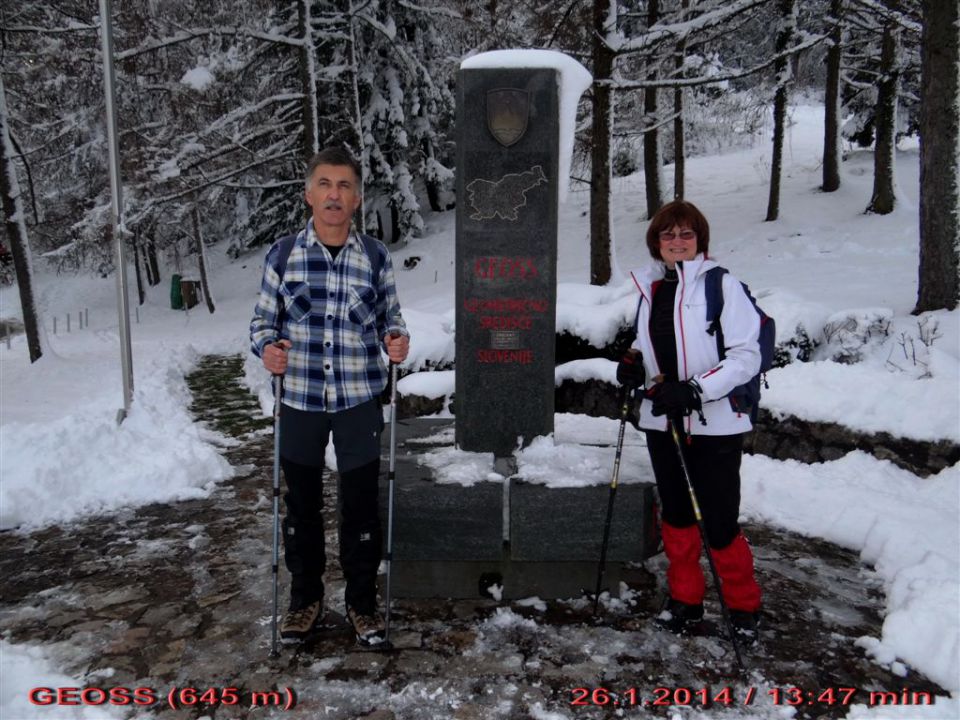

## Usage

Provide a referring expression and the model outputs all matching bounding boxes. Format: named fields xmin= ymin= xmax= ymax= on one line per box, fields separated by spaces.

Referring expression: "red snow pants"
xmin=647 ymin=430 xmax=761 ymax=611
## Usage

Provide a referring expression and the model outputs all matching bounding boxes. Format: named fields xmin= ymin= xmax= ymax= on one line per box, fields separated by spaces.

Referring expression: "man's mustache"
xmin=323 ymin=200 xmax=343 ymax=210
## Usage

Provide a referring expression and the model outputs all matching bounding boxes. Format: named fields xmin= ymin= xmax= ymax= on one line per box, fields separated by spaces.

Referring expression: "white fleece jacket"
xmin=629 ymin=254 xmax=761 ymax=436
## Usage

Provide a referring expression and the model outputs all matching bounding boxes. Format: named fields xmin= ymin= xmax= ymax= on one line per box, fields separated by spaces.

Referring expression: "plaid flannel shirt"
xmin=249 ymin=222 xmax=408 ymax=412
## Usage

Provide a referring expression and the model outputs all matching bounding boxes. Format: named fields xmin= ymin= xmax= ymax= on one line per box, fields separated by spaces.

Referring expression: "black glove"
xmin=616 ymin=352 xmax=645 ymax=389
xmin=647 ymin=380 xmax=702 ymax=419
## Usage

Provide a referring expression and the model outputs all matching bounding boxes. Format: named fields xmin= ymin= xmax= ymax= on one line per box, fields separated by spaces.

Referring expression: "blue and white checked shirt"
xmin=249 ymin=222 xmax=408 ymax=412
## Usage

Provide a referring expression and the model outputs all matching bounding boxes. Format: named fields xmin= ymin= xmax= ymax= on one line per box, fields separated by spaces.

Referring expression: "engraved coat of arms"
xmin=486 ymin=89 xmax=529 ymax=147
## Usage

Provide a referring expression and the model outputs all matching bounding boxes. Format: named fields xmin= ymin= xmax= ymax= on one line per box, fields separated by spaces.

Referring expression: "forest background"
xmin=1 ymin=0 xmax=957 ymax=365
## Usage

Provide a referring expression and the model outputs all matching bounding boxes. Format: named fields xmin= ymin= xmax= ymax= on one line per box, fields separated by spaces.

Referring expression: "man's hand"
xmin=262 ymin=339 xmax=292 ymax=375
xmin=383 ymin=333 xmax=409 ymax=364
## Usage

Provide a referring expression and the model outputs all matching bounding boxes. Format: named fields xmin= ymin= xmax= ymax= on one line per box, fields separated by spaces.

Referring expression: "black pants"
xmin=645 ymin=430 xmax=744 ymax=549
xmin=279 ymin=399 xmax=383 ymax=615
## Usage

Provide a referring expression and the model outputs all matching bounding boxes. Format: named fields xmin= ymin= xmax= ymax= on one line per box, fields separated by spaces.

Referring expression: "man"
xmin=250 ymin=146 xmax=410 ymax=647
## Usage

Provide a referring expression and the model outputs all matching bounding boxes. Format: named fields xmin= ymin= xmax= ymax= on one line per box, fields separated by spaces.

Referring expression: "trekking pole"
xmin=269 ymin=374 xmax=283 ymax=658
xmin=592 ymin=386 xmax=631 ymax=616
xmin=667 ymin=416 xmax=746 ymax=671
xmin=384 ymin=337 xmax=400 ymax=646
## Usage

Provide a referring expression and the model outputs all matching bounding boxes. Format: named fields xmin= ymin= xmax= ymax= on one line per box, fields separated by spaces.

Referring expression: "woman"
xmin=617 ymin=199 xmax=762 ymax=641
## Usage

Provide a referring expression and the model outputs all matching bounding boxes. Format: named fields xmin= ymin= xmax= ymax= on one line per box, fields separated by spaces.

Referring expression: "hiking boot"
xmin=729 ymin=610 xmax=761 ymax=644
xmin=346 ymin=607 xmax=386 ymax=648
xmin=280 ymin=601 xmax=323 ymax=641
xmin=655 ymin=598 xmax=704 ymax=635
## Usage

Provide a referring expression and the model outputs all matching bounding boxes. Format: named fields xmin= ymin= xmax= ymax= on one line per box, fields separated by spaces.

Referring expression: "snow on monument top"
xmin=461 ymin=50 xmax=592 ymax=203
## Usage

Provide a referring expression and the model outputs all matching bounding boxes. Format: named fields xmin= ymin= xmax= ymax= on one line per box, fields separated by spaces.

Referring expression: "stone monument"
xmin=381 ymin=52 xmax=659 ymax=600
xmin=454 ymin=64 xmax=560 ymax=459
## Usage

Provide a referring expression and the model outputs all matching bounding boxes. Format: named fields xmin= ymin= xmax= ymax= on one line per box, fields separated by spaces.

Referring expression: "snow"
xmin=766 ymin=356 xmax=959 ymax=442
xmin=461 ymin=50 xmax=592 ymax=202
xmin=742 ymin=453 xmax=960 ymax=691
xmin=0 ymin=349 xmax=233 ymax=529
xmin=397 ymin=367 xmax=454 ymax=399
xmin=1 ymin=101 xmax=959 ymax=716
xmin=0 ymin=641 xmax=125 ymax=719
xmin=0 ymin=260 xmax=253 ymax=530
xmin=179 ymin=66 xmax=215 ymax=91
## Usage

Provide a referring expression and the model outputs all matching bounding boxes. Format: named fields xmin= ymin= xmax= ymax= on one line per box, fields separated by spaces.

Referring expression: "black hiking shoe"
xmin=280 ymin=601 xmax=324 ymax=641
xmin=655 ymin=598 xmax=705 ymax=635
xmin=729 ymin=610 xmax=761 ymax=644
xmin=347 ymin=607 xmax=386 ymax=648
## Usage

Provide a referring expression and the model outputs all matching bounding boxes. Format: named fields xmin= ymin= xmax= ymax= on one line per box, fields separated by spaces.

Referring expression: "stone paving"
xmin=0 ymin=355 xmax=949 ymax=720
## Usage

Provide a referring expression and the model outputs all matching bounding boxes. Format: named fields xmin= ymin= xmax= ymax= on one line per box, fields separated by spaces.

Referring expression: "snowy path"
xmin=0 ymin=354 xmax=952 ymax=720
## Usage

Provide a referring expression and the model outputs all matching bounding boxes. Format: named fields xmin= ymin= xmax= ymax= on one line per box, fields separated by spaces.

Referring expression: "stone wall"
xmin=747 ymin=409 xmax=959 ymax=478
xmin=399 ymin=377 xmax=959 ymax=478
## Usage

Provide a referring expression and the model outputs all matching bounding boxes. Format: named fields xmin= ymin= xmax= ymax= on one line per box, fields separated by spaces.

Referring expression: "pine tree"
xmin=865 ymin=1 xmax=901 ymax=214
xmin=0 ymin=75 xmax=43 ymax=362
xmin=766 ymin=0 xmax=796 ymax=222
xmin=822 ymin=0 xmax=843 ymax=192
xmin=915 ymin=0 xmax=959 ymax=312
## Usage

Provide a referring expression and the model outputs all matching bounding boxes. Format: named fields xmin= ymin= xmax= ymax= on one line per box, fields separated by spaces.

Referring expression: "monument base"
xmin=387 ymin=559 xmax=623 ymax=600
xmin=380 ymin=418 xmax=659 ymax=600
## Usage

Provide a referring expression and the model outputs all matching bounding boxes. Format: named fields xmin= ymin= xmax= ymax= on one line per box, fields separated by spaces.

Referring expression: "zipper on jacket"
xmin=676 ymin=262 xmax=692 ymax=437
xmin=632 ymin=276 xmax=663 ymax=383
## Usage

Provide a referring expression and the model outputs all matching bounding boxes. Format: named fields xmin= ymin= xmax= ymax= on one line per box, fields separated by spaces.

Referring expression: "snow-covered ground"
xmin=1 ymin=104 xmax=958 ymax=717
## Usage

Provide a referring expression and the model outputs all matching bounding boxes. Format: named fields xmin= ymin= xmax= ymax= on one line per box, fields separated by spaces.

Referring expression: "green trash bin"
xmin=171 ymin=274 xmax=183 ymax=310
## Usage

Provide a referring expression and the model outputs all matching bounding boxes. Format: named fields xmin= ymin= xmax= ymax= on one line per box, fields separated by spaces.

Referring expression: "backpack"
xmin=703 ymin=266 xmax=775 ymax=423
xmin=272 ymin=231 xmax=384 ymax=322
xmin=273 ymin=232 xmax=383 ymax=284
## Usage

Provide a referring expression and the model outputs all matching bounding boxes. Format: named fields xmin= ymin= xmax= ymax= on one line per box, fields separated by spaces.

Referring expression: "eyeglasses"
xmin=658 ymin=229 xmax=697 ymax=242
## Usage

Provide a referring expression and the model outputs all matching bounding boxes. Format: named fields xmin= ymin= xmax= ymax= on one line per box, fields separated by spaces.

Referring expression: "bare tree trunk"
xmin=866 ymin=8 xmax=899 ymax=215
xmin=146 ymin=231 xmax=161 ymax=286
xmin=390 ymin=199 xmax=399 ymax=245
xmin=133 ymin=230 xmax=145 ymax=306
xmin=822 ymin=0 xmax=842 ymax=192
xmin=590 ymin=0 xmax=615 ymax=285
xmin=348 ymin=2 xmax=368 ymax=231
xmin=424 ymin=136 xmax=443 ymax=212
xmin=0 ymin=76 xmax=42 ymax=362
xmin=673 ymin=0 xmax=689 ymax=201
xmin=141 ymin=232 xmax=155 ymax=286
xmin=643 ymin=0 xmax=663 ymax=218
xmin=915 ymin=0 xmax=959 ymax=312
xmin=299 ymin=0 xmax=320 ymax=158
xmin=765 ymin=0 xmax=796 ymax=222
xmin=192 ymin=200 xmax=216 ymax=314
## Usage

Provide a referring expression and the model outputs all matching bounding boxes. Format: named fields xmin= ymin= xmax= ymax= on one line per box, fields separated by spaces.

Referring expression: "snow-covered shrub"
xmin=773 ymin=323 xmax=819 ymax=367
xmin=884 ymin=318 xmax=942 ymax=380
xmin=821 ymin=309 xmax=893 ymax=364
xmin=815 ymin=310 xmax=945 ymax=381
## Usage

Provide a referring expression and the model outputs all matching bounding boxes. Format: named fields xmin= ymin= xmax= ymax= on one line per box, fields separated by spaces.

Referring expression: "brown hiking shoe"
xmin=280 ymin=601 xmax=323 ymax=641
xmin=346 ymin=607 xmax=386 ymax=648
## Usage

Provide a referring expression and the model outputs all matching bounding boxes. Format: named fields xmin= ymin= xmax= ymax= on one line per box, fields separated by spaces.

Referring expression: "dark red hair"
xmin=645 ymin=200 xmax=711 ymax=261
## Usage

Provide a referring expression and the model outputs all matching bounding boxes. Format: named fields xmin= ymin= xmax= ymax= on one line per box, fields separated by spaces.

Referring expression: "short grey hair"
xmin=304 ymin=147 xmax=362 ymax=188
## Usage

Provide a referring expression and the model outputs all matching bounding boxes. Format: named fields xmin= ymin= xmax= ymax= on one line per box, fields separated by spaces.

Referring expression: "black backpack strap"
xmin=271 ymin=234 xmax=298 ymax=328
xmin=273 ymin=234 xmax=298 ymax=281
xmin=358 ymin=233 xmax=384 ymax=284
xmin=704 ymin=266 xmax=727 ymax=359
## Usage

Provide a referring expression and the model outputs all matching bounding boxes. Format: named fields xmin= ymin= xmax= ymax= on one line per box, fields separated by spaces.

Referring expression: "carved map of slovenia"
xmin=466 ymin=165 xmax=548 ymax=221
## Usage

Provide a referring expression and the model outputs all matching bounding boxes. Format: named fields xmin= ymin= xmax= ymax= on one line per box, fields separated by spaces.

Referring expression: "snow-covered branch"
xmin=135 ymin=150 xmax=301 ymax=213
xmin=396 ymin=0 xmax=463 ymax=20
xmin=115 ymin=27 xmax=304 ymax=61
xmin=0 ymin=23 xmax=97 ymax=34
xmin=848 ymin=0 xmax=922 ymax=34
xmin=610 ymin=32 xmax=826 ymax=90
xmin=614 ymin=0 xmax=772 ymax=54
xmin=353 ymin=11 xmax=441 ymax=96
